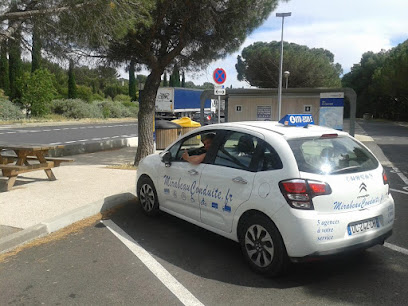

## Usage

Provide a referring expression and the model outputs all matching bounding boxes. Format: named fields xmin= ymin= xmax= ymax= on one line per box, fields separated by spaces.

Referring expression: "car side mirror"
xmin=161 ymin=151 xmax=171 ymax=167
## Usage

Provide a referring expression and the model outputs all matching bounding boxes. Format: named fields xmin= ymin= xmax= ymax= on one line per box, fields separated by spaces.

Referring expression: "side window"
xmin=256 ymin=141 xmax=283 ymax=171
xmin=214 ymin=132 xmax=256 ymax=171
xmin=172 ymin=132 xmax=217 ymax=162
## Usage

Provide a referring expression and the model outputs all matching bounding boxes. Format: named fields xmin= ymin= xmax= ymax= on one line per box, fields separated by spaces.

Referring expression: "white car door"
xmin=157 ymin=131 xmax=213 ymax=222
xmin=199 ymin=131 xmax=261 ymax=233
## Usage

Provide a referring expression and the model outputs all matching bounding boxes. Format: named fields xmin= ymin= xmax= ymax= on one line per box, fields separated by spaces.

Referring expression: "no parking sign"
xmin=213 ymin=68 xmax=226 ymax=85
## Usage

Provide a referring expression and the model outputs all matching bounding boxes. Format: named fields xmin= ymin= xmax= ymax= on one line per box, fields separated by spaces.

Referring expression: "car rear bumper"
xmin=290 ymin=229 xmax=392 ymax=262
xmin=273 ymin=196 xmax=395 ymax=258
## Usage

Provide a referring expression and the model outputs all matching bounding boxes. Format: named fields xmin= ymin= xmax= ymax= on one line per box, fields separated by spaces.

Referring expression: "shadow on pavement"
xmin=99 ymin=202 xmax=408 ymax=303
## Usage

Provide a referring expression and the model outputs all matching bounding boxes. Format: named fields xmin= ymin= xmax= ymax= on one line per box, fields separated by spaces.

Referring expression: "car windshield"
xmin=287 ymin=136 xmax=379 ymax=175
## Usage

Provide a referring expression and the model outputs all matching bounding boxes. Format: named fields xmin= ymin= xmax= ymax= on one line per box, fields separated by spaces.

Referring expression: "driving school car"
xmin=136 ymin=115 xmax=394 ymax=276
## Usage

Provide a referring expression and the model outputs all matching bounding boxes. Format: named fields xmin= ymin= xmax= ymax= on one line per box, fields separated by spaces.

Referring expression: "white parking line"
xmin=384 ymin=242 xmax=408 ymax=256
xmin=390 ymin=188 xmax=408 ymax=195
xmin=102 ymin=220 xmax=204 ymax=306
xmin=391 ymin=166 xmax=408 ymax=185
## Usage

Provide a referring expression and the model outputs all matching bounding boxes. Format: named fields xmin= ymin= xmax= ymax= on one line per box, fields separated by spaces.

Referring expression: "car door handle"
xmin=232 ymin=176 xmax=247 ymax=184
xmin=188 ymin=169 xmax=199 ymax=175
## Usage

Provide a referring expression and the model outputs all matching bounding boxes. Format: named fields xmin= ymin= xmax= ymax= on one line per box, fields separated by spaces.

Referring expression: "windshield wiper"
xmin=330 ymin=166 xmax=362 ymax=174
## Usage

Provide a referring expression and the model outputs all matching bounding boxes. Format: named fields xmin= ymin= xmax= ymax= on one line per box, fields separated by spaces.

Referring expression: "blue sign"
xmin=279 ymin=114 xmax=315 ymax=127
xmin=319 ymin=92 xmax=344 ymax=130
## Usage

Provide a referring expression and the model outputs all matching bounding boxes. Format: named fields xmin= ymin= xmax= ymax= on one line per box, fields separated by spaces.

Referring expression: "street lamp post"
xmin=276 ymin=12 xmax=291 ymax=120
xmin=284 ymin=71 xmax=290 ymax=89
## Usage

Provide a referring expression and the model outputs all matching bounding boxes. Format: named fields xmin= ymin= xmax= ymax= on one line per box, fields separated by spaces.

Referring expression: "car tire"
xmin=238 ymin=213 xmax=289 ymax=277
xmin=137 ymin=176 xmax=160 ymax=216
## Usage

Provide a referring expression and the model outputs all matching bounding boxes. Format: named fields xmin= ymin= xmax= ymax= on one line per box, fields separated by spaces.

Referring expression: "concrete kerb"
xmin=0 ymin=189 xmax=137 ymax=254
xmin=48 ymin=137 xmax=138 ymax=157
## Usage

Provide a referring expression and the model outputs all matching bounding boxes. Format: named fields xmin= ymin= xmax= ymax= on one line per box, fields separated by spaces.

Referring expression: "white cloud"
xmin=122 ymin=0 xmax=408 ymax=89
xmin=187 ymin=0 xmax=408 ymax=88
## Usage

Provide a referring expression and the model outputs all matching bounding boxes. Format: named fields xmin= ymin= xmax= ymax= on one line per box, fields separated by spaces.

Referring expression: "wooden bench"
xmin=0 ymin=154 xmax=74 ymax=167
xmin=0 ymin=143 xmax=73 ymax=191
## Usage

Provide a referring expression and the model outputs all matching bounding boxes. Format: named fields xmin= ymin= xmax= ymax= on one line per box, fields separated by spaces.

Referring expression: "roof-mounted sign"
xmin=279 ymin=114 xmax=314 ymax=127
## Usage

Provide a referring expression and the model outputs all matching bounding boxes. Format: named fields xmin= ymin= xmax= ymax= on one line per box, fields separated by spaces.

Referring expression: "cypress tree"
xmin=169 ymin=74 xmax=173 ymax=87
xmin=0 ymin=42 xmax=10 ymax=95
xmin=8 ymin=24 xmax=22 ymax=101
xmin=31 ymin=22 xmax=42 ymax=73
xmin=171 ymin=66 xmax=180 ymax=87
xmin=129 ymin=60 xmax=136 ymax=101
xmin=68 ymin=60 xmax=77 ymax=99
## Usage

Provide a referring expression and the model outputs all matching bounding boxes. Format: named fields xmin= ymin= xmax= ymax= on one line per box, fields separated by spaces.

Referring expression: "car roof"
xmin=201 ymin=121 xmax=349 ymax=139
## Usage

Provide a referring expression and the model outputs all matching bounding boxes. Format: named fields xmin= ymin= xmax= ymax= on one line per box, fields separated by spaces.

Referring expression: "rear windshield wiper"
xmin=330 ymin=166 xmax=362 ymax=174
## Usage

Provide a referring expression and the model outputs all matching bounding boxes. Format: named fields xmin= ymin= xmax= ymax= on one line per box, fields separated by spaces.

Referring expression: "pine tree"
xmin=0 ymin=42 xmax=10 ymax=95
xmin=68 ymin=60 xmax=77 ymax=99
xmin=129 ymin=60 xmax=136 ymax=101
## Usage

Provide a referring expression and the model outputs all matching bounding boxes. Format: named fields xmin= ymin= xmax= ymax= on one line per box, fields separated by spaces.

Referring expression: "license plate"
xmin=347 ymin=217 xmax=380 ymax=236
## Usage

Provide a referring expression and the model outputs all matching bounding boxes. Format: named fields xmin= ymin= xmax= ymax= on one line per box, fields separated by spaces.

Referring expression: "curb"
xmin=0 ymin=189 xmax=137 ymax=254
xmin=48 ymin=137 xmax=138 ymax=157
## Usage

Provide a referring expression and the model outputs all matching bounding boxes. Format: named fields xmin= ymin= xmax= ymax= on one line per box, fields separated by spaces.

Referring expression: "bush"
xmin=0 ymin=98 xmax=24 ymax=120
xmin=76 ymin=85 xmax=93 ymax=102
xmin=91 ymin=93 xmax=104 ymax=101
xmin=51 ymin=99 xmax=103 ymax=119
xmin=113 ymin=94 xmax=131 ymax=103
xmin=94 ymin=100 xmax=137 ymax=118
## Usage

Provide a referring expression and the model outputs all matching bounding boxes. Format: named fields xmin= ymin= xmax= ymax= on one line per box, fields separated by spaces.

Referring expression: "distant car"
xmin=136 ymin=116 xmax=394 ymax=277
xmin=192 ymin=111 xmax=213 ymax=125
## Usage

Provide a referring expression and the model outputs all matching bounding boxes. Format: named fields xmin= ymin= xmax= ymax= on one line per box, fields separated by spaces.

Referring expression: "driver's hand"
xmin=182 ymin=150 xmax=189 ymax=161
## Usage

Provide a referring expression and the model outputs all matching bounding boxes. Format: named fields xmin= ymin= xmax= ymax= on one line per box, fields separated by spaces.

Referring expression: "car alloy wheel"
xmin=137 ymin=176 xmax=159 ymax=216
xmin=244 ymin=224 xmax=274 ymax=267
xmin=139 ymin=183 xmax=155 ymax=212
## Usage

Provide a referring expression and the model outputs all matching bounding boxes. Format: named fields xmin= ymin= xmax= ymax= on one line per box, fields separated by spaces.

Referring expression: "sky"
xmin=183 ymin=0 xmax=408 ymax=88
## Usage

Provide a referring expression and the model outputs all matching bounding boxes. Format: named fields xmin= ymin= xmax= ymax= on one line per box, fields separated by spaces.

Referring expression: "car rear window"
xmin=287 ymin=136 xmax=379 ymax=174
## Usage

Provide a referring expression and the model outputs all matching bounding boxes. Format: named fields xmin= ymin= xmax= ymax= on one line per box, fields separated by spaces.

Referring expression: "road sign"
xmin=214 ymin=85 xmax=226 ymax=95
xmin=213 ymin=68 xmax=227 ymax=85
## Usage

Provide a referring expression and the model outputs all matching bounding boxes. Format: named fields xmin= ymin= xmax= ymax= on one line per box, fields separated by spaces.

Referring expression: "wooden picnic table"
xmin=0 ymin=143 xmax=74 ymax=191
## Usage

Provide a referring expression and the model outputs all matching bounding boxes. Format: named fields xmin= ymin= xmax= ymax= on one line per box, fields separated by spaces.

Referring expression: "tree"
xmin=236 ymin=41 xmax=342 ymax=88
xmin=170 ymin=65 xmax=181 ymax=87
xmin=31 ymin=22 xmax=41 ymax=72
xmin=105 ymin=0 xmax=282 ymax=165
xmin=0 ymin=41 xmax=9 ymax=95
xmin=181 ymin=71 xmax=185 ymax=87
xmin=342 ymin=51 xmax=387 ymax=118
xmin=8 ymin=13 xmax=22 ymax=101
xmin=371 ymin=41 xmax=408 ymax=120
xmin=129 ymin=59 xmax=137 ymax=101
xmin=68 ymin=60 xmax=77 ymax=99
xmin=21 ymin=68 xmax=56 ymax=116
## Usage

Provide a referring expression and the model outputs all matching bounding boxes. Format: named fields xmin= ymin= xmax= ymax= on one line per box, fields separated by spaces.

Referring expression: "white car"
xmin=136 ymin=115 xmax=394 ymax=276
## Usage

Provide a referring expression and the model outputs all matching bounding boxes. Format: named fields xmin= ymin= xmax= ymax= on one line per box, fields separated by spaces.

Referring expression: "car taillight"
xmin=382 ymin=170 xmax=390 ymax=194
xmin=206 ymin=115 xmax=211 ymax=121
xmin=382 ymin=170 xmax=388 ymax=185
xmin=279 ymin=179 xmax=331 ymax=210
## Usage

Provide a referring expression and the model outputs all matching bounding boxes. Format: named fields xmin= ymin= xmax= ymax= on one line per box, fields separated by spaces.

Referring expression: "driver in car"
xmin=182 ymin=133 xmax=215 ymax=165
